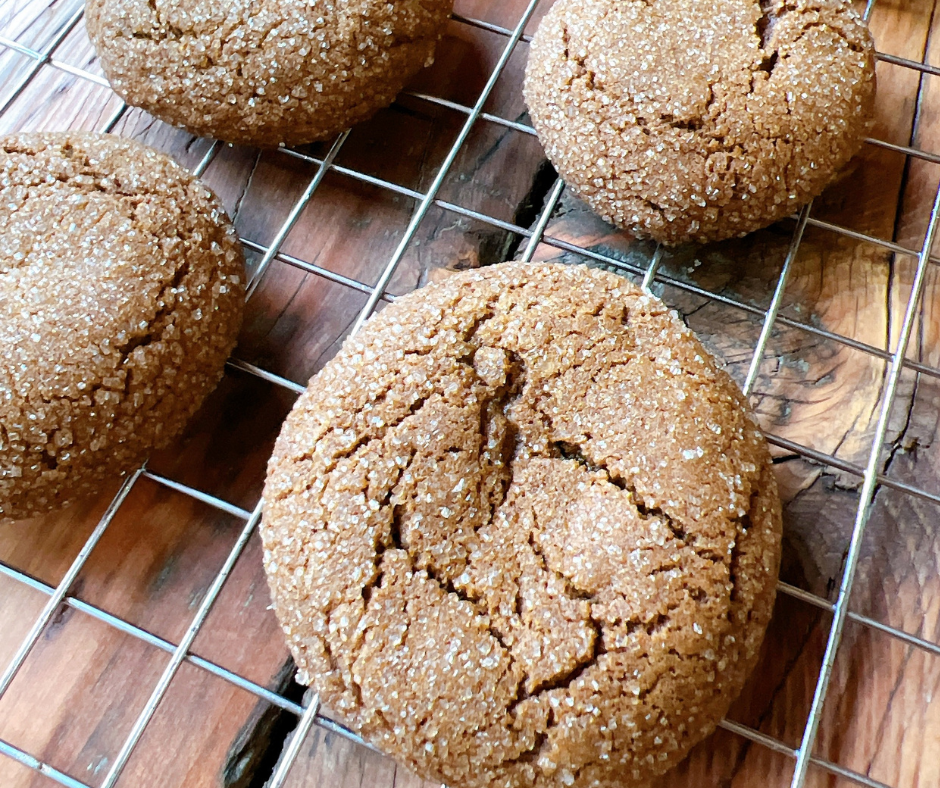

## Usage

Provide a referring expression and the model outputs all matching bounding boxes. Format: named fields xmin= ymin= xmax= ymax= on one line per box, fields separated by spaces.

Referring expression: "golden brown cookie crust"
xmin=262 ymin=262 xmax=782 ymax=787
xmin=85 ymin=0 xmax=454 ymax=147
xmin=523 ymin=0 xmax=876 ymax=245
xmin=0 ymin=132 xmax=244 ymax=521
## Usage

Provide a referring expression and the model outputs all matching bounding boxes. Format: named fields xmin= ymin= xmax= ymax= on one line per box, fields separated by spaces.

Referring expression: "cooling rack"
xmin=1 ymin=0 xmax=940 ymax=786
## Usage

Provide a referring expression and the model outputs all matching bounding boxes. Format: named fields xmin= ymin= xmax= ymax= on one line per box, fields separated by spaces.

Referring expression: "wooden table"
xmin=1 ymin=1 xmax=939 ymax=786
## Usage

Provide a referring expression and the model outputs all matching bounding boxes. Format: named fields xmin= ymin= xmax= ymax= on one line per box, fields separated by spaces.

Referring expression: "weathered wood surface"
xmin=530 ymin=3 xmax=940 ymax=787
xmin=1 ymin=0 xmax=939 ymax=787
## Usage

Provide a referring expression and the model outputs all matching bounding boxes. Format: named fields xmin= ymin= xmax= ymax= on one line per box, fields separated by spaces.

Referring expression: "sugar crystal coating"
xmin=85 ymin=0 xmax=454 ymax=147
xmin=523 ymin=0 xmax=876 ymax=245
xmin=0 ymin=132 xmax=245 ymax=521
xmin=261 ymin=262 xmax=782 ymax=788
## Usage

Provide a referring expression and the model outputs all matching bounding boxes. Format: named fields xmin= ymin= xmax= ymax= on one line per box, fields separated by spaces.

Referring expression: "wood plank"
xmin=529 ymin=0 xmax=934 ymax=591
xmin=0 ymin=2 xmax=554 ymax=787
xmin=0 ymin=0 xmax=84 ymax=110
xmin=0 ymin=477 xmax=292 ymax=788
xmin=2 ymin=0 xmax=940 ymax=787
xmin=804 ymin=4 xmax=940 ymax=785
xmin=524 ymin=2 xmax=940 ymax=788
xmin=260 ymin=2 xmax=561 ymax=784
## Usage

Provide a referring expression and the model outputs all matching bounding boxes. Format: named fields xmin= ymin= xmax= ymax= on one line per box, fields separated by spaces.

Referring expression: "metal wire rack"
xmin=1 ymin=0 xmax=939 ymax=786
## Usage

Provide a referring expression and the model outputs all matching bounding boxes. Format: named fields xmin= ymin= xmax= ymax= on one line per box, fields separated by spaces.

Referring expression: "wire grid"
xmin=0 ymin=1 xmax=938 ymax=786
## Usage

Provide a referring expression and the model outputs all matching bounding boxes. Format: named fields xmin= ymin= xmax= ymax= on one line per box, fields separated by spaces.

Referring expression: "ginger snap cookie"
xmin=0 ymin=132 xmax=244 ymax=521
xmin=85 ymin=0 xmax=454 ymax=148
xmin=524 ymin=0 xmax=876 ymax=246
xmin=261 ymin=261 xmax=782 ymax=787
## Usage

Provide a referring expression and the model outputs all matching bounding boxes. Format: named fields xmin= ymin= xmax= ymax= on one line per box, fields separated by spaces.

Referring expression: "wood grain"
xmin=1 ymin=0 xmax=939 ymax=787
xmin=804 ymin=3 xmax=940 ymax=785
xmin=525 ymin=2 xmax=940 ymax=787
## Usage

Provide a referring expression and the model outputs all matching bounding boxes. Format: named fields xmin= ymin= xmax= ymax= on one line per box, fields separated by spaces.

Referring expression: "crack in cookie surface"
xmin=261 ymin=262 xmax=782 ymax=788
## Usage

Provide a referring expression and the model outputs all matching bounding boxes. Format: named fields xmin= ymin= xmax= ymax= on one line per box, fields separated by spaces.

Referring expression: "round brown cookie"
xmin=523 ymin=0 xmax=876 ymax=246
xmin=261 ymin=261 xmax=782 ymax=788
xmin=85 ymin=0 xmax=454 ymax=148
xmin=0 ymin=132 xmax=244 ymax=522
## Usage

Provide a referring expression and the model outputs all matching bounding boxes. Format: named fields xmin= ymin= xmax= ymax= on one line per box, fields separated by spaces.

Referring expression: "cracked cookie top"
xmin=0 ymin=132 xmax=244 ymax=521
xmin=261 ymin=261 xmax=782 ymax=788
xmin=523 ymin=0 xmax=876 ymax=245
xmin=85 ymin=0 xmax=454 ymax=147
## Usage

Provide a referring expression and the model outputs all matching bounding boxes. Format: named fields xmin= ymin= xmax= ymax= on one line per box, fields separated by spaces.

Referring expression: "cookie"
xmin=85 ymin=0 xmax=454 ymax=148
xmin=0 ymin=132 xmax=244 ymax=521
xmin=523 ymin=0 xmax=876 ymax=245
xmin=261 ymin=261 xmax=782 ymax=788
